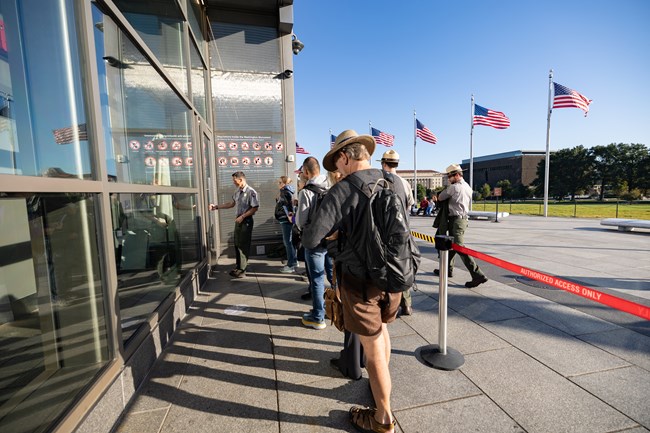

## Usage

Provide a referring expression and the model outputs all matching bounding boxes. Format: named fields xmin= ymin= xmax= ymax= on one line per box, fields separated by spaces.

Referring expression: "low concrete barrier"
xmin=601 ymin=218 xmax=650 ymax=232
xmin=468 ymin=211 xmax=509 ymax=221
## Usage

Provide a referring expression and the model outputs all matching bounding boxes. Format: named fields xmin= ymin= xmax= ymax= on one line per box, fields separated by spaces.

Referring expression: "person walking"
xmin=378 ymin=149 xmax=415 ymax=316
xmin=431 ymin=164 xmax=488 ymax=288
xmin=303 ymin=130 xmax=403 ymax=433
xmin=295 ymin=157 xmax=329 ymax=329
xmin=275 ymin=176 xmax=297 ymax=273
xmin=209 ymin=171 xmax=259 ymax=278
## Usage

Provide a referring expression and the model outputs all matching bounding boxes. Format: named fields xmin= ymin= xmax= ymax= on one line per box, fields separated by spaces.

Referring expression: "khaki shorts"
xmin=340 ymin=271 xmax=402 ymax=337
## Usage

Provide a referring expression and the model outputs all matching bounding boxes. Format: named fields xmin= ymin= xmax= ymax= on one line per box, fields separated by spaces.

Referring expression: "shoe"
xmin=400 ymin=305 xmax=413 ymax=316
xmin=433 ymin=268 xmax=453 ymax=278
xmin=301 ymin=316 xmax=326 ymax=330
xmin=349 ymin=406 xmax=395 ymax=433
xmin=233 ymin=269 xmax=246 ymax=278
xmin=465 ymin=275 xmax=488 ymax=288
xmin=279 ymin=265 xmax=296 ymax=274
xmin=229 ymin=269 xmax=239 ymax=277
xmin=300 ymin=291 xmax=312 ymax=300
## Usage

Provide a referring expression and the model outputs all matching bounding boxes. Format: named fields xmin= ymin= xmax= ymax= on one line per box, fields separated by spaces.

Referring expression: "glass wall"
xmin=111 ymin=192 xmax=200 ymax=342
xmin=0 ymin=0 xmax=95 ymax=178
xmin=112 ymin=0 xmax=188 ymax=97
xmin=0 ymin=193 xmax=109 ymax=433
xmin=93 ymin=4 xmax=194 ymax=187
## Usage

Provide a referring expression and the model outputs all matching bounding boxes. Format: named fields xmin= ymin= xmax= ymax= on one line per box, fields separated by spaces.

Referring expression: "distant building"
xmin=461 ymin=150 xmax=545 ymax=189
xmin=396 ymin=169 xmax=444 ymax=192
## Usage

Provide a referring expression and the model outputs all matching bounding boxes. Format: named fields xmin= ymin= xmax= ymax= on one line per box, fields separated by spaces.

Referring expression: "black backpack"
xmin=303 ymin=183 xmax=328 ymax=225
xmin=344 ymin=171 xmax=421 ymax=293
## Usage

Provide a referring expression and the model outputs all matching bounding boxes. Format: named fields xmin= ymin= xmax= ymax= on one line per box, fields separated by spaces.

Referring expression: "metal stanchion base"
xmin=419 ymin=345 xmax=465 ymax=371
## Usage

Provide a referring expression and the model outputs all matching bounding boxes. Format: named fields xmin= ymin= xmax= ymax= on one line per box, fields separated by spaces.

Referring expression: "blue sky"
xmin=292 ymin=0 xmax=650 ymax=173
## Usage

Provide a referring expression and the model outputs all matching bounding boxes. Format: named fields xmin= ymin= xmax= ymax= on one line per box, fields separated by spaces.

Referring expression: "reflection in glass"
xmin=0 ymin=193 xmax=109 ymax=433
xmin=111 ymin=193 xmax=200 ymax=342
xmin=92 ymin=4 xmax=194 ymax=187
xmin=190 ymin=39 xmax=207 ymax=119
xmin=186 ymin=0 xmax=205 ymax=47
xmin=112 ymin=0 xmax=187 ymax=95
xmin=0 ymin=0 xmax=94 ymax=178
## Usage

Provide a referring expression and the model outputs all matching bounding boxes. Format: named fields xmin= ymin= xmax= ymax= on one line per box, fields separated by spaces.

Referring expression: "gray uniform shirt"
xmin=438 ymin=177 xmax=472 ymax=217
xmin=233 ymin=184 xmax=259 ymax=217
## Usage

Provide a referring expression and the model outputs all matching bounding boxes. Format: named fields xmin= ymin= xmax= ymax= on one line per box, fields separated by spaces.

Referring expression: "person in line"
xmin=378 ymin=149 xmax=415 ymax=316
xmin=303 ymin=130 xmax=402 ymax=433
xmin=431 ymin=164 xmax=488 ymax=288
xmin=209 ymin=171 xmax=259 ymax=278
xmin=275 ymin=176 xmax=298 ymax=273
xmin=417 ymin=196 xmax=429 ymax=216
xmin=295 ymin=157 xmax=329 ymax=329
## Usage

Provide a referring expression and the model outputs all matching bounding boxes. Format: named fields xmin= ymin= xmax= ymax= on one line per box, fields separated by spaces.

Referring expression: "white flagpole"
xmin=469 ymin=95 xmax=475 ymax=210
xmin=543 ymin=69 xmax=553 ymax=217
xmin=413 ymin=110 xmax=418 ymax=203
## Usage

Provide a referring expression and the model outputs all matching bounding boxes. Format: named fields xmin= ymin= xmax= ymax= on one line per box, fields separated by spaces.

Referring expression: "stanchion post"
xmin=419 ymin=235 xmax=465 ymax=371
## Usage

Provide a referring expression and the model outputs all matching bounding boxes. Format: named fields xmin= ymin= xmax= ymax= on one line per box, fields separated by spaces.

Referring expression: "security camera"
xmin=292 ymin=35 xmax=304 ymax=55
xmin=283 ymin=69 xmax=293 ymax=78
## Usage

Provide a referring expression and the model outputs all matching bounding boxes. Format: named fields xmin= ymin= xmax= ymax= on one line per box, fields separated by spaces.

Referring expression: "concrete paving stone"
xmin=571 ymin=366 xmax=650 ymax=429
xmin=407 ymin=306 xmax=511 ymax=356
xmin=473 ymin=283 xmax=621 ymax=336
xmin=448 ymin=289 xmax=527 ymax=323
xmin=461 ymin=347 xmax=637 ymax=433
xmin=389 ymin=333 xmax=482 ymax=410
xmin=615 ymin=427 xmax=650 ymax=433
xmin=395 ymin=394 xmax=524 ymax=433
xmin=113 ymin=407 xmax=168 ymax=433
xmin=277 ymin=375 xmax=376 ymax=433
xmin=273 ymin=328 xmax=351 ymax=386
xmin=184 ymin=322 xmax=274 ymax=369
xmin=482 ymin=317 xmax=630 ymax=376
xmin=577 ymin=328 xmax=650 ymax=371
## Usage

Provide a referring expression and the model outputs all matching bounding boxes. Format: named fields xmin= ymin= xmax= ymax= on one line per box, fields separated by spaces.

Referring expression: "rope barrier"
xmin=411 ymin=231 xmax=650 ymax=321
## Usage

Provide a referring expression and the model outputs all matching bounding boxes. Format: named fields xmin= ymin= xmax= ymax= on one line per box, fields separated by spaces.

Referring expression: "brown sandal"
xmin=349 ymin=406 xmax=395 ymax=433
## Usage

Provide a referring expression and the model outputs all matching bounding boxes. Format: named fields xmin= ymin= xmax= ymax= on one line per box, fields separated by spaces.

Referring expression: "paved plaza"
xmin=111 ymin=215 xmax=650 ymax=433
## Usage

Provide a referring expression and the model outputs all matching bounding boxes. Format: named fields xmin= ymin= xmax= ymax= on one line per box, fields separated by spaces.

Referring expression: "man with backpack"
xmin=378 ymin=149 xmax=415 ymax=316
xmin=295 ymin=156 xmax=330 ymax=330
xmin=302 ymin=130 xmax=419 ymax=433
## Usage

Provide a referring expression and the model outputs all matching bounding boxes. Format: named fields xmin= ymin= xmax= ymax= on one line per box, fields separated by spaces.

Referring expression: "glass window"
xmin=0 ymin=0 xmax=94 ymax=178
xmin=0 ymin=193 xmax=109 ymax=433
xmin=186 ymin=0 xmax=206 ymax=49
xmin=111 ymin=193 xmax=200 ymax=343
xmin=190 ymin=39 xmax=207 ymax=119
xmin=92 ymin=5 xmax=195 ymax=187
xmin=112 ymin=0 xmax=188 ymax=96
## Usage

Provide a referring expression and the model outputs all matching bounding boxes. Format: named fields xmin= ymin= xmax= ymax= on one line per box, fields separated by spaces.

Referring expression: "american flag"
xmin=53 ymin=123 xmax=88 ymax=144
xmin=296 ymin=143 xmax=309 ymax=154
xmin=415 ymin=119 xmax=437 ymax=144
xmin=371 ymin=127 xmax=394 ymax=147
xmin=330 ymin=134 xmax=336 ymax=148
xmin=553 ymin=82 xmax=592 ymax=116
xmin=473 ymin=104 xmax=510 ymax=129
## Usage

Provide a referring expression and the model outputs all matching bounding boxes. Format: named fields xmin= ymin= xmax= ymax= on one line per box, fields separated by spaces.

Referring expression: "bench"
xmin=600 ymin=218 xmax=650 ymax=232
xmin=468 ymin=211 xmax=510 ymax=221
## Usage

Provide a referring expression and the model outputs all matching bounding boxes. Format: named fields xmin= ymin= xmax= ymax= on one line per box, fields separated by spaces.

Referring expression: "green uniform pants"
xmin=234 ymin=217 xmax=254 ymax=271
xmin=448 ymin=216 xmax=484 ymax=280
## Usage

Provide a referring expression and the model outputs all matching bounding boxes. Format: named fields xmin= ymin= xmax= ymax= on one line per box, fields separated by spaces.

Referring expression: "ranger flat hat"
xmin=377 ymin=149 xmax=399 ymax=162
xmin=322 ymin=129 xmax=376 ymax=172
xmin=445 ymin=163 xmax=463 ymax=175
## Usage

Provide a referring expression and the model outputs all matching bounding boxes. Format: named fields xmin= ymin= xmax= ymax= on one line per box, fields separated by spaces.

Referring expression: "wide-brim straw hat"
xmin=323 ymin=130 xmax=376 ymax=172
xmin=445 ymin=163 xmax=463 ymax=175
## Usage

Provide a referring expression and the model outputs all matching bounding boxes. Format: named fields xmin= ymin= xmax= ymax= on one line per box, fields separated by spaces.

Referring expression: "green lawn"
xmin=473 ymin=201 xmax=650 ymax=220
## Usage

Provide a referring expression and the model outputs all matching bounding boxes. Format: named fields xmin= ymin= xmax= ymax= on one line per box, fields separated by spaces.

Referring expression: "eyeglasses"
xmin=447 ymin=173 xmax=456 ymax=178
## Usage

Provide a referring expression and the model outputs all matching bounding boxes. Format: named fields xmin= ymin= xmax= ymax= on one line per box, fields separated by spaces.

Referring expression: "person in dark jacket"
xmin=275 ymin=176 xmax=297 ymax=273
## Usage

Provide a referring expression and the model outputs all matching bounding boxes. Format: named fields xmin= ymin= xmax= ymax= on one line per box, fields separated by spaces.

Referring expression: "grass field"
xmin=473 ymin=201 xmax=650 ymax=220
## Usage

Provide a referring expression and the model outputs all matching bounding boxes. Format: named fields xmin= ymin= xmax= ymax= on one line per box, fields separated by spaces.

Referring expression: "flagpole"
xmin=543 ymin=69 xmax=553 ymax=218
xmin=469 ymin=95 xmax=475 ymax=210
xmin=413 ymin=110 xmax=418 ymax=203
